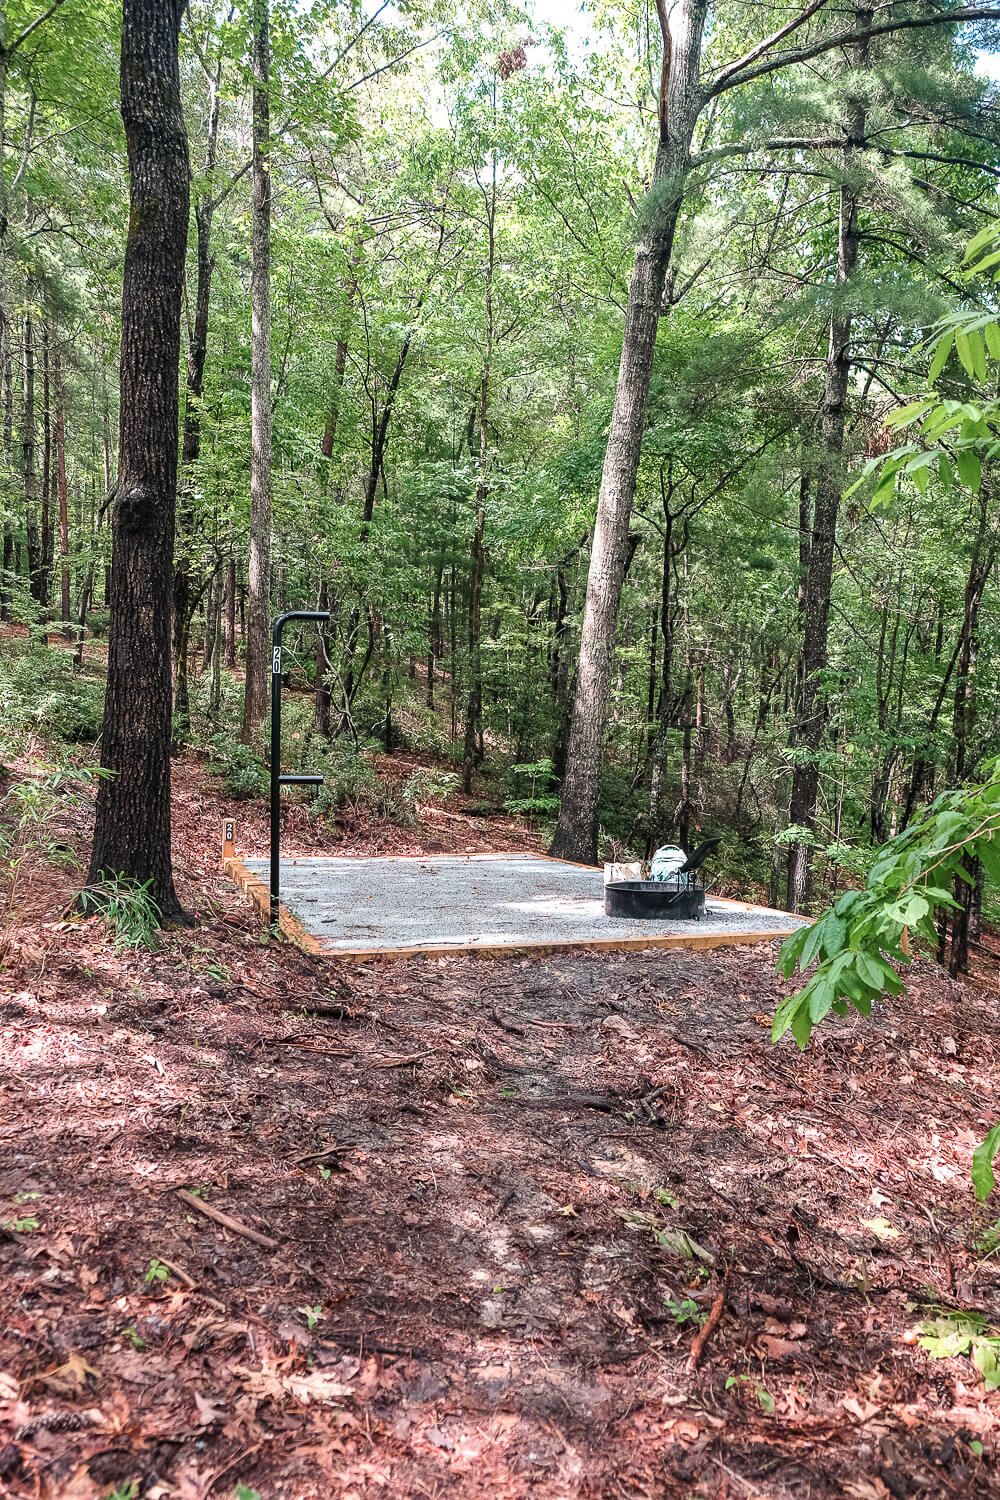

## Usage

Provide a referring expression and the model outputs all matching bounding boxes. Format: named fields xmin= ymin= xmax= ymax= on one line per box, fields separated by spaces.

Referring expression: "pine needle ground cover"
xmin=1 ymin=759 xmax=999 ymax=1498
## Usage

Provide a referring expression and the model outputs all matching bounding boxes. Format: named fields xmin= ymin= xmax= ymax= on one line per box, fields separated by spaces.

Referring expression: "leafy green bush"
xmin=311 ymin=739 xmax=379 ymax=817
xmin=774 ymin=762 xmax=1000 ymax=1196
xmin=0 ymin=639 xmax=104 ymax=747
xmin=504 ymin=758 xmax=558 ymax=818
xmin=188 ymin=667 xmax=244 ymax=736
xmin=401 ymin=767 xmax=459 ymax=807
xmin=392 ymin=700 xmax=452 ymax=758
xmin=207 ymin=733 xmax=269 ymax=799
xmin=0 ymin=762 xmax=105 ymax=915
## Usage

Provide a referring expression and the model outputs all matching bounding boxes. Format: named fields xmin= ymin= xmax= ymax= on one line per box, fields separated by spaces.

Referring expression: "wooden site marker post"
xmin=221 ymin=816 xmax=236 ymax=868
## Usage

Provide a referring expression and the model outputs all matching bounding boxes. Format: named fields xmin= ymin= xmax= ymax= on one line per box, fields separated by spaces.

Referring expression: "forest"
xmin=3 ymin=0 xmax=1000 ymax=1495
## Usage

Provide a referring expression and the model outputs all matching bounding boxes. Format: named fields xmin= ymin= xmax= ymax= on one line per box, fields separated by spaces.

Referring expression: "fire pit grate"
xmin=604 ymin=877 xmax=705 ymax=921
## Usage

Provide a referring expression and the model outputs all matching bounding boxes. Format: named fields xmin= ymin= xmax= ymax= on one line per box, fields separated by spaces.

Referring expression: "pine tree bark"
xmin=0 ymin=309 xmax=13 ymax=615
xmin=53 ymin=334 xmax=70 ymax=631
xmin=173 ymin=36 xmax=225 ymax=740
xmin=550 ymin=0 xmax=708 ymax=862
xmin=86 ymin=0 xmax=189 ymax=919
xmin=22 ymin=303 xmax=41 ymax=602
xmin=0 ymin=20 xmax=8 ymax=243
xmin=462 ymin=147 xmax=496 ymax=794
xmin=785 ymin=3 xmax=872 ymax=912
xmin=314 ymin=266 xmax=355 ymax=734
xmin=241 ymin=0 xmax=272 ymax=741
xmin=40 ymin=319 xmax=52 ymax=608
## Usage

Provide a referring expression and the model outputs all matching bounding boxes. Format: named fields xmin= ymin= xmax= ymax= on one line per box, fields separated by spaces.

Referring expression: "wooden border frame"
xmin=224 ymin=853 xmax=328 ymax=956
xmin=222 ymin=830 xmax=803 ymax=964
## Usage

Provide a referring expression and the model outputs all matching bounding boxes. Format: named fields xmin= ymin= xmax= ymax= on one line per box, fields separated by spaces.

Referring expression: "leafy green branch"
xmin=773 ymin=767 xmax=1000 ymax=1197
xmin=775 ymin=225 xmax=1000 ymax=1201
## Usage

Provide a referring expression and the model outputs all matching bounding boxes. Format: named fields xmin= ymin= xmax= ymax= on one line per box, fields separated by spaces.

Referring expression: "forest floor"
xmin=2 ymin=750 xmax=1000 ymax=1498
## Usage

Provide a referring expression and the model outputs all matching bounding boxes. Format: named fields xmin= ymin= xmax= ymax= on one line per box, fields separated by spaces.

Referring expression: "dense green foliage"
xmin=775 ymin=255 xmax=1000 ymax=1195
xmin=1 ymin=0 xmax=999 ymax=909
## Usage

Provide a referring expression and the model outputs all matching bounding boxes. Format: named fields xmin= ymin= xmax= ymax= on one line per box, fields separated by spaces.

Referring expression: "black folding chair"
xmin=676 ymin=836 xmax=722 ymax=878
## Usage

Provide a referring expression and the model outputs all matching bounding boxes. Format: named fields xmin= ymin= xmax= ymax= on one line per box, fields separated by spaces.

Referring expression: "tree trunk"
xmin=201 ymin=565 xmax=219 ymax=674
xmin=223 ymin=555 xmax=236 ymax=667
xmin=22 ymin=303 xmax=41 ymax=603
xmin=314 ymin=579 xmax=331 ymax=736
xmin=241 ymin=0 xmax=272 ymax=741
xmin=173 ymin=43 xmax=224 ymax=740
xmin=785 ymin=3 xmax=871 ymax=912
xmin=208 ymin=573 xmax=223 ymax=715
xmin=462 ymin=147 xmax=496 ymax=794
xmin=73 ymin=563 xmax=93 ymax=670
xmin=462 ymin=463 xmax=487 ymax=792
xmin=85 ymin=0 xmax=189 ymax=920
xmin=427 ymin=559 xmax=443 ymax=709
xmin=39 ymin=319 xmax=52 ymax=608
xmin=53 ymin=335 xmax=70 ymax=632
xmin=0 ymin=309 xmax=13 ymax=615
xmin=550 ymin=0 xmax=708 ymax=862
xmin=314 ymin=268 xmax=354 ymax=732
xmin=0 ymin=28 xmax=8 ymax=243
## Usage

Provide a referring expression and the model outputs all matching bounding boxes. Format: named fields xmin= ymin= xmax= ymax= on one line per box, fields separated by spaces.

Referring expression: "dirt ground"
xmin=2 ymin=758 xmax=1000 ymax=1499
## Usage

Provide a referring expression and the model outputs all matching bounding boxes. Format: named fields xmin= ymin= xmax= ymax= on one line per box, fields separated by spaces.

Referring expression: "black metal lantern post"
xmin=270 ymin=610 xmax=331 ymax=926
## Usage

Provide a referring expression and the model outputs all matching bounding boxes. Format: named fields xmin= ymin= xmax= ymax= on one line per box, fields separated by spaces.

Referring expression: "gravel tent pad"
xmin=237 ymin=852 xmax=807 ymax=959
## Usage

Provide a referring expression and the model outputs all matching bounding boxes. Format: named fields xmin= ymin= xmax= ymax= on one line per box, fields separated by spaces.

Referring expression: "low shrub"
xmin=207 ymin=733 xmax=269 ymax=799
xmin=0 ymin=638 xmax=104 ymax=748
xmin=505 ymin=758 xmax=559 ymax=819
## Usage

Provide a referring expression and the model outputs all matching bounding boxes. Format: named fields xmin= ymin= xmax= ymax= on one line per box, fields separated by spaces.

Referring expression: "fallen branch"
xmin=175 ymin=1189 xmax=279 ymax=1251
xmin=513 ymin=1092 xmax=618 ymax=1114
xmin=278 ymin=1038 xmax=354 ymax=1057
xmin=490 ymin=1009 xmax=526 ymax=1036
xmin=297 ymin=1002 xmax=364 ymax=1020
xmin=632 ymin=1085 xmax=668 ymax=1124
xmin=292 ymin=1142 xmax=355 ymax=1166
xmin=687 ymin=1275 xmax=729 ymax=1371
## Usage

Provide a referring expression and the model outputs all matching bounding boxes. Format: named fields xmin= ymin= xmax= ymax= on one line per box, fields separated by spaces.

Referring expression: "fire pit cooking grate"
xmin=604 ymin=837 xmax=721 ymax=921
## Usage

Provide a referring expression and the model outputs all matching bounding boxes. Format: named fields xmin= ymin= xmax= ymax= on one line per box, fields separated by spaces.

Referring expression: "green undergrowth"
xmin=0 ymin=632 xmax=104 ymax=757
xmin=197 ymin=677 xmax=467 ymax=830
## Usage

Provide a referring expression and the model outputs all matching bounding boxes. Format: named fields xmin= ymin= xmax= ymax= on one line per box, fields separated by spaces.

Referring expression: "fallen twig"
xmin=374 ymin=1051 xmax=434 ymax=1068
xmin=205 ymin=1439 xmax=264 ymax=1495
xmin=490 ymin=1009 xmax=526 ymax=1036
xmin=513 ymin=1092 xmax=618 ymax=1114
xmin=175 ymin=1189 xmax=279 ymax=1251
xmin=293 ymin=1000 xmax=362 ymax=1020
xmin=292 ymin=1142 xmax=355 ymax=1166
xmin=156 ymin=1254 xmax=197 ymax=1288
xmin=687 ymin=1275 xmax=729 ymax=1372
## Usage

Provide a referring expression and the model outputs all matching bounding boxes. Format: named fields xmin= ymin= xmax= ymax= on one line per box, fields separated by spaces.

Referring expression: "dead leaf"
xmin=666 ymin=1419 xmax=701 ymax=1443
xmin=193 ymin=1391 xmax=226 ymax=1426
xmin=842 ymin=1395 xmax=881 ymax=1422
xmin=860 ymin=1217 xmax=901 ymax=1242
xmin=233 ymin=1364 xmax=353 ymax=1408
xmin=761 ymin=1335 xmax=803 ymax=1358
xmin=38 ymin=1351 xmax=100 ymax=1394
xmin=764 ymin=1317 xmax=807 ymax=1337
